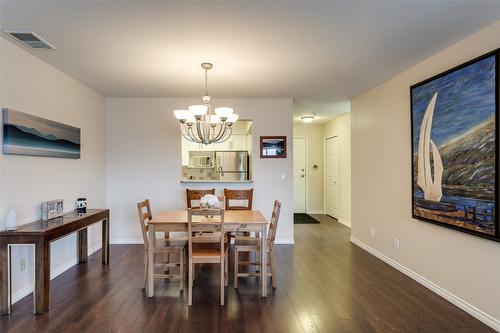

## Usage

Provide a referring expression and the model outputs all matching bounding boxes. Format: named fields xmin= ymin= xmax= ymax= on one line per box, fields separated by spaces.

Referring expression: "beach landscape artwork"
xmin=3 ymin=109 xmax=81 ymax=159
xmin=411 ymin=50 xmax=499 ymax=241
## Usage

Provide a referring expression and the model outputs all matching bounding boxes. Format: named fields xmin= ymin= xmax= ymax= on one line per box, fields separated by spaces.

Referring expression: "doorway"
xmin=326 ymin=136 xmax=339 ymax=219
xmin=293 ymin=137 xmax=306 ymax=213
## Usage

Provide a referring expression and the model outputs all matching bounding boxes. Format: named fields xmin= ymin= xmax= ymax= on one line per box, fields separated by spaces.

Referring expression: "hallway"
xmin=0 ymin=216 xmax=493 ymax=332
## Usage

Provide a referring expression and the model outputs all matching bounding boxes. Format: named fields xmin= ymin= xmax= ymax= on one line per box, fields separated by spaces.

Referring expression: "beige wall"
xmin=293 ymin=124 xmax=324 ymax=213
xmin=350 ymin=20 xmax=500 ymax=328
xmin=324 ymin=113 xmax=351 ymax=226
xmin=105 ymin=98 xmax=294 ymax=244
xmin=0 ymin=37 xmax=106 ymax=300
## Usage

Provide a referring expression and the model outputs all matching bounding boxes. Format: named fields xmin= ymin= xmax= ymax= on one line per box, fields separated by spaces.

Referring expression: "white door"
xmin=326 ymin=137 xmax=339 ymax=219
xmin=293 ymin=137 xmax=306 ymax=213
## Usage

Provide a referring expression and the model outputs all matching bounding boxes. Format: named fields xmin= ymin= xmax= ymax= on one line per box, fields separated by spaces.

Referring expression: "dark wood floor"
xmin=0 ymin=215 xmax=494 ymax=332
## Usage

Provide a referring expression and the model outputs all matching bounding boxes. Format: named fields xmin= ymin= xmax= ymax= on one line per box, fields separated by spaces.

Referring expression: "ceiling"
xmin=1 ymin=1 xmax=500 ymax=124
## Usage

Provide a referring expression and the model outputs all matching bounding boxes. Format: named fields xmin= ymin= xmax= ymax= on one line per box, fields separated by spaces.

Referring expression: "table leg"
xmin=0 ymin=240 xmax=9 ymax=315
xmin=35 ymin=239 xmax=50 ymax=314
xmin=77 ymin=228 xmax=88 ymax=264
xmin=102 ymin=218 xmax=109 ymax=265
xmin=261 ymin=224 xmax=268 ymax=298
xmin=147 ymin=225 xmax=155 ymax=297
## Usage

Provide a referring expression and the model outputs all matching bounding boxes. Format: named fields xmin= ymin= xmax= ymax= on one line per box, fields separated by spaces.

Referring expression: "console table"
xmin=0 ymin=209 xmax=109 ymax=315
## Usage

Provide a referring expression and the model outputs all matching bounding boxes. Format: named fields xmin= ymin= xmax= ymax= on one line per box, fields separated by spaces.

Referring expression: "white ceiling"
xmin=1 ymin=1 xmax=500 ymax=124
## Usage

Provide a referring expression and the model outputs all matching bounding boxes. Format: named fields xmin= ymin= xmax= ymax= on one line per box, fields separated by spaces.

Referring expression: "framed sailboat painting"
xmin=410 ymin=49 xmax=500 ymax=242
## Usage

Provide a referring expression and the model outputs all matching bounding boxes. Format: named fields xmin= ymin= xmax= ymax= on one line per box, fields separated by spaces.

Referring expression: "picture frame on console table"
xmin=260 ymin=136 xmax=287 ymax=158
xmin=410 ymin=48 xmax=499 ymax=242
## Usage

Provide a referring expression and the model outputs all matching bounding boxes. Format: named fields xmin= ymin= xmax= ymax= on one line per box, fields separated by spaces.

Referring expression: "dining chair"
xmin=224 ymin=188 xmax=253 ymax=210
xmin=234 ymin=200 xmax=281 ymax=289
xmin=137 ymin=199 xmax=187 ymax=291
xmin=224 ymin=188 xmax=253 ymax=239
xmin=186 ymin=189 xmax=216 ymax=208
xmin=188 ymin=208 xmax=227 ymax=306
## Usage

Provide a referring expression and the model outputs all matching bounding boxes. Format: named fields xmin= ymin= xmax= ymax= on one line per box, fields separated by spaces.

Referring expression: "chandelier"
xmin=173 ymin=63 xmax=239 ymax=145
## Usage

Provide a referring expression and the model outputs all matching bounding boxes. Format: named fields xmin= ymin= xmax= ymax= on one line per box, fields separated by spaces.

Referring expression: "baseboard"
xmin=339 ymin=218 xmax=351 ymax=227
xmin=274 ymin=238 xmax=294 ymax=245
xmin=306 ymin=210 xmax=324 ymax=215
xmin=350 ymin=236 xmax=500 ymax=332
xmin=12 ymin=242 xmax=103 ymax=304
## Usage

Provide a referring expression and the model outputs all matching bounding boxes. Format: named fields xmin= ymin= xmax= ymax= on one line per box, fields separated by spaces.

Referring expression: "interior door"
xmin=326 ymin=137 xmax=339 ymax=219
xmin=293 ymin=137 xmax=306 ymax=213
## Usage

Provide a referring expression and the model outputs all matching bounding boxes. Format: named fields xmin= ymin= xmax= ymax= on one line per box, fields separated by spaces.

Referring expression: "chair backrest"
xmin=267 ymin=200 xmax=281 ymax=251
xmin=137 ymin=199 xmax=152 ymax=249
xmin=224 ymin=188 xmax=253 ymax=210
xmin=187 ymin=208 xmax=225 ymax=258
xmin=186 ymin=189 xmax=216 ymax=208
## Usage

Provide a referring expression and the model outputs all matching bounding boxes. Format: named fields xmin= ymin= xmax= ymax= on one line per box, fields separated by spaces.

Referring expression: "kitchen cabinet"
xmin=182 ymin=134 xmax=249 ymax=165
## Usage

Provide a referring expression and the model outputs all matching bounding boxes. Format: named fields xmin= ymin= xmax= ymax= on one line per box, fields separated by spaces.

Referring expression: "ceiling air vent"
xmin=3 ymin=31 xmax=56 ymax=50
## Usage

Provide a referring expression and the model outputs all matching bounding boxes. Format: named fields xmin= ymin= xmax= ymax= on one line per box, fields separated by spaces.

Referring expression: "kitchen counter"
xmin=180 ymin=179 xmax=253 ymax=184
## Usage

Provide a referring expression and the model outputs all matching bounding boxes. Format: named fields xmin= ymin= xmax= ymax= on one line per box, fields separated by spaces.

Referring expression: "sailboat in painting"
xmin=417 ymin=93 xmax=443 ymax=202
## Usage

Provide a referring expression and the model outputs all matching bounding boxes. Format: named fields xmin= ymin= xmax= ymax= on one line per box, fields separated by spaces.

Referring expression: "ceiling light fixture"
xmin=173 ymin=63 xmax=238 ymax=145
xmin=301 ymin=115 xmax=315 ymax=123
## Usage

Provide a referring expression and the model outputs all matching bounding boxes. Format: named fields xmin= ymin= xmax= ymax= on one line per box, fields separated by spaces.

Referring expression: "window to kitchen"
xmin=180 ymin=120 xmax=253 ymax=182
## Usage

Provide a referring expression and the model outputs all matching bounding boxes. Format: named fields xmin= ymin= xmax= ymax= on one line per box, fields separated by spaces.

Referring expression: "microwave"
xmin=188 ymin=151 xmax=214 ymax=168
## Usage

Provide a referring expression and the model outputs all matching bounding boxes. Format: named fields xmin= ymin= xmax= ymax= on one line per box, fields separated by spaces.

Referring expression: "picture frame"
xmin=3 ymin=108 xmax=81 ymax=159
xmin=260 ymin=136 xmax=287 ymax=158
xmin=410 ymin=48 xmax=499 ymax=242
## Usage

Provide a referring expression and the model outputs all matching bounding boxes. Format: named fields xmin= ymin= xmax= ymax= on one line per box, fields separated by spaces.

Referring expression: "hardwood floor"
xmin=0 ymin=215 xmax=494 ymax=332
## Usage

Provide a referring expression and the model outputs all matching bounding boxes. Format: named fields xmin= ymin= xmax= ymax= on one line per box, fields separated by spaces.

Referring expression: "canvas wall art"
xmin=3 ymin=109 xmax=81 ymax=159
xmin=260 ymin=136 xmax=287 ymax=158
xmin=411 ymin=49 xmax=499 ymax=241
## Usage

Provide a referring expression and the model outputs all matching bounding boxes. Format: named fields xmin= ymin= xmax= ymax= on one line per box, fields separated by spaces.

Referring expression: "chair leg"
xmin=220 ymin=258 xmax=225 ymax=306
xmin=180 ymin=249 xmax=184 ymax=292
xmin=224 ymin=246 xmax=229 ymax=287
xmin=234 ymin=248 xmax=238 ymax=289
xmin=192 ymin=264 xmax=195 ymax=282
xmin=165 ymin=251 xmax=169 ymax=274
xmin=143 ymin=251 xmax=148 ymax=290
xmin=270 ymin=251 xmax=276 ymax=289
xmin=188 ymin=259 xmax=193 ymax=306
xmin=256 ymin=249 xmax=260 ymax=273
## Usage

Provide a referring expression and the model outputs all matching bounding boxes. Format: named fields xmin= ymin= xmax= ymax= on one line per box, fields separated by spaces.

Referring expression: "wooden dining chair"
xmin=224 ymin=188 xmax=253 ymax=238
xmin=188 ymin=208 xmax=227 ymax=306
xmin=234 ymin=200 xmax=281 ymax=289
xmin=186 ymin=189 xmax=216 ymax=209
xmin=137 ymin=199 xmax=187 ymax=291
xmin=224 ymin=188 xmax=253 ymax=210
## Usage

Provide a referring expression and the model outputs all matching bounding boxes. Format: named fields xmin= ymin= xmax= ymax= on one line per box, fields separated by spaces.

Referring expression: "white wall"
xmin=293 ymin=124 xmax=324 ymax=214
xmin=324 ymin=113 xmax=351 ymax=226
xmin=350 ymin=20 xmax=500 ymax=329
xmin=105 ymin=98 xmax=294 ymax=244
xmin=0 ymin=37 xmax=106 ymax=300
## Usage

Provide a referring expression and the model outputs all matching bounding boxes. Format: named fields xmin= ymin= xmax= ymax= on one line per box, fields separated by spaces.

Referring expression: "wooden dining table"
xmin=147 ymin=209 xmax=269 ymax=298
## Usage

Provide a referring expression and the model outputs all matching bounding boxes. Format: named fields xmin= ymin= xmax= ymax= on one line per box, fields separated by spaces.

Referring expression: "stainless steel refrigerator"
xmin=215 ymin=151 xmax=248 ymax=181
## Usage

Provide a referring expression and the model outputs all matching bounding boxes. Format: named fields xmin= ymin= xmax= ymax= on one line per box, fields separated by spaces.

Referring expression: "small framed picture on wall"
xmin=260 ymin=136 xmax=287 ymax=158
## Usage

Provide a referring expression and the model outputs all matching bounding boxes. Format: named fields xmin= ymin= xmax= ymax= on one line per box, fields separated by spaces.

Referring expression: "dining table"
xmin=147 ymin=209 xmax=269 ymax=298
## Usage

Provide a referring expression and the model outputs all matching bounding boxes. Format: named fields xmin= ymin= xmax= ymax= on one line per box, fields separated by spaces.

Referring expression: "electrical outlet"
xmin=369 ymin=227 xmax=375 ymax=238
xmin=394 ymin=238 xmax=400 ymax=250
xmin=20 ymin=258 xmax=26 ymax=272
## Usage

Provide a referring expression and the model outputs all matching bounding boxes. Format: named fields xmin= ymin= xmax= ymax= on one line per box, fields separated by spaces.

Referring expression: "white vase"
xmin=5 ymin=207 xmax=18 ymax=231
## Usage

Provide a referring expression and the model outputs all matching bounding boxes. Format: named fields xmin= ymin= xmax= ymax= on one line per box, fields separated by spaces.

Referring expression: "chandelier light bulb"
xmin=226 ymin=113 xmax=239 ymax=124
xmin=189 ymin=104 xmax=208 ymax=116
xmin=174 ymin=109 xmax=189 ymax=121
xmin=209 ymin=115 xmax=221 ymax=124
xmin=215 ymin=107 xmax=234 ymax=120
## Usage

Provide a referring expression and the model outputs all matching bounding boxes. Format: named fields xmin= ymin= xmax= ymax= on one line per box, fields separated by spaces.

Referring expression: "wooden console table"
xmin=0 ymin=209 xmax=109 ymax=315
